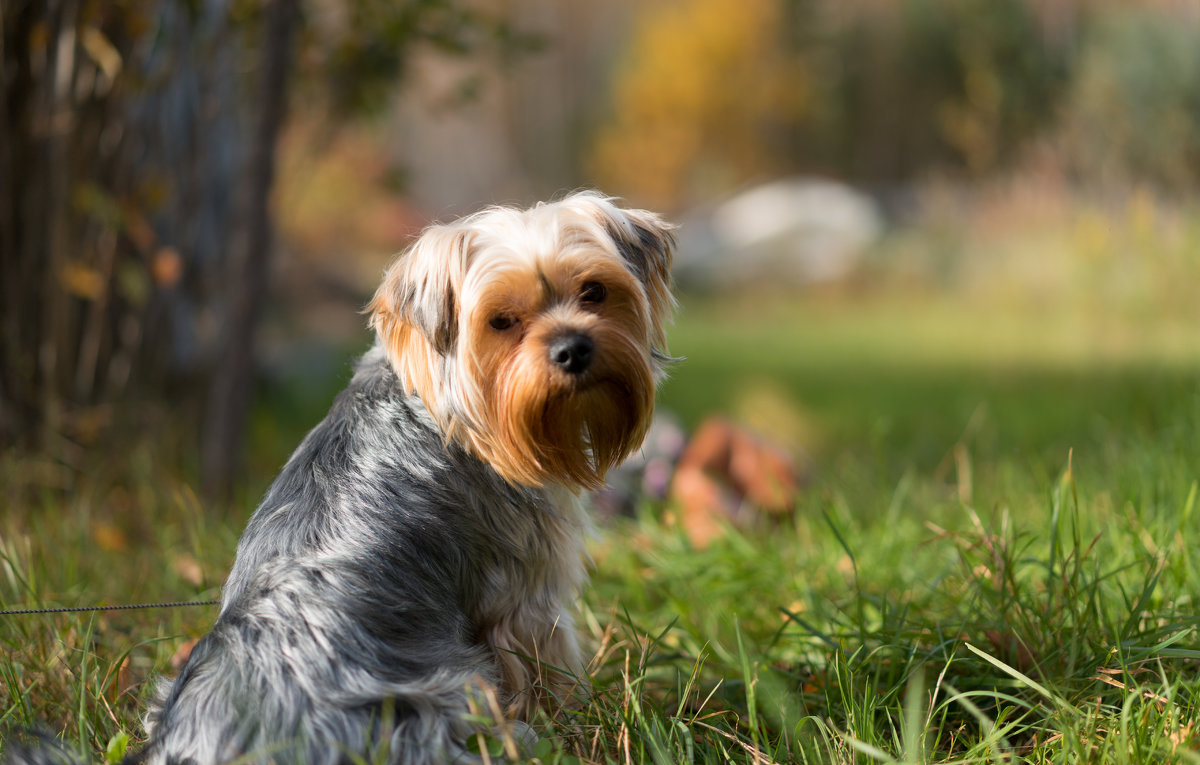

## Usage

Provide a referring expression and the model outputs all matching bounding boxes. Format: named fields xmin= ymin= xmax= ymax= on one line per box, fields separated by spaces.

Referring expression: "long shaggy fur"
xmin=132 ymin=191 xmax=675 ymax=764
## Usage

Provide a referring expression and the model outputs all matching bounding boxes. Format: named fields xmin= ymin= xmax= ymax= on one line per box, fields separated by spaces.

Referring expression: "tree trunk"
xmin=1 ymin=2 xmax=244 ymax=454
xmin=201 ymin=0 xmax=299 ymax=499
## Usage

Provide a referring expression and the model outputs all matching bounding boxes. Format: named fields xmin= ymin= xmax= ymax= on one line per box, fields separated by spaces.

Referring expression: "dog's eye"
xmin=579 ymin=281 xmax=607 ymax=304
xmin=489 ymin=315 xmax=517 ymax=331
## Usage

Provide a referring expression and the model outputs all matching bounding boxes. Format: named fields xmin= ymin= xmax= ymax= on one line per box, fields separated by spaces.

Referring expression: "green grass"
xmin=3 ymin=292 xmax=1200 ymax=763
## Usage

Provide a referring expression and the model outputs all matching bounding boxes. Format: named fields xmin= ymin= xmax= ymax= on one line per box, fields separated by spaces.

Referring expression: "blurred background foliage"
xmin=3 ymin=0 xmax=1200 ymax=499
xmin=591 ymin=0 xmax=1200 ymax=207
xmin=588 ymin=0 xmax=810 ymax=211
xmin=590 ymin=0 xmax=1068 ymax=207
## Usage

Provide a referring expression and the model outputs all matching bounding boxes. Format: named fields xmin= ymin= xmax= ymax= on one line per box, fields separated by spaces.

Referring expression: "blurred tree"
xmin=1058 ymin=7 xmax=1200 ymax=191
xmin=1 ymin=1 xmax=245 ymax=457
xmin=587 ymin=0 xmax=810 ymax=211
xmin=896 ymin=0 xmax=1066 ymax=176
xmin=1 ymin=0 xmax=535 ymax=497
xmin=792 ymin=0 xmax=1068 ymax=181
xmin=202 ymin=0 xmax=299 ymax=499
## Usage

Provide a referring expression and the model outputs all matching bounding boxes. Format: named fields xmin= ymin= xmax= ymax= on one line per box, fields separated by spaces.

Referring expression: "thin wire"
xmin=0 ymin=600 xmax=220 ymax=617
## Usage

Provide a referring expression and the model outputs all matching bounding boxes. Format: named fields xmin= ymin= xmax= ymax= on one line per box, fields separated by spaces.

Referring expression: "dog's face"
xmin=368 ymin=192 xmax=675 ymax=490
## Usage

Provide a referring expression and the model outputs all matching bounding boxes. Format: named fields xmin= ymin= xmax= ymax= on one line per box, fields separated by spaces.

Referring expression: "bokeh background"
xmin=4 ymin=0 xmax=1200 ymax=504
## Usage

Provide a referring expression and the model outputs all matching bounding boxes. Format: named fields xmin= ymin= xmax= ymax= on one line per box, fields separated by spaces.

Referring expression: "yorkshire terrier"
xmin=139 ymin=192 xmax=676 ymax=764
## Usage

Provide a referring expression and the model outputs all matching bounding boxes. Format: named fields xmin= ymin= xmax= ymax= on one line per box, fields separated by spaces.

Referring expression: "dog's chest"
xmin=466 ymin=484 xmax=589 ymax=620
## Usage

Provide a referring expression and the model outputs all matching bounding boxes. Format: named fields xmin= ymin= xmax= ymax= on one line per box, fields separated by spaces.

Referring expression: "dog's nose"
xmin=549 ymin=333 xmax=594 ymax=375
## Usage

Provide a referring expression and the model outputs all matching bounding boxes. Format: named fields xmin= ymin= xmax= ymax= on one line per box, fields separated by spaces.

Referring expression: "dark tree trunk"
xmin=201 ymin=0 xmax=299 ymax=499
xmin=1 ymin=1 xmax=243 ymax=455
xmin=0 ymin=1 xmax=41 ymax=445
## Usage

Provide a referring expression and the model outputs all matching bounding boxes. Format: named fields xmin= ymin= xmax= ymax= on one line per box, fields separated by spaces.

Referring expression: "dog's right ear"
xmin=367 ymin=224 xmax=472 ymax=356
xmin=587 ymin=198 xmax=677 ymax=353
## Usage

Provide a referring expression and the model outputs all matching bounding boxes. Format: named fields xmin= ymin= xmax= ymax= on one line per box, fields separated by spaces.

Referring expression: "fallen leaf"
xmin=93 ymin=523 xmax=128 ymax=552
xmin=172 ymin=553 xmax=204 ymax=587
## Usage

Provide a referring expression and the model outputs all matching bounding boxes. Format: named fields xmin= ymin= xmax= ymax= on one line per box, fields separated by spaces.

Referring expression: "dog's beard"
xmin=508 ymin=376 xmax=651 ymax=490
xmin=477 ymin=333 xmax=655 ymax=490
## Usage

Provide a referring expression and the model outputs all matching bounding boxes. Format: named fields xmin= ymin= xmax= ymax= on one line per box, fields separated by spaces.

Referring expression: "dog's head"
xmin=368 ymin=191 xmax=676 ymax=490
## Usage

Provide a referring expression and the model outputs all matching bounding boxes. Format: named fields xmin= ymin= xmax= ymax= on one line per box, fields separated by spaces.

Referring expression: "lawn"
xmin=2 ymin=290 xmax=1199 ymax=763
xmin=589 ymin=294 xmax=1200 ymax=763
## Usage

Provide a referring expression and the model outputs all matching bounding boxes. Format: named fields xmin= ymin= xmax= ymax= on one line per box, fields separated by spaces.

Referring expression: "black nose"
xmin=548 ymin=333 xmax=594 ymax=375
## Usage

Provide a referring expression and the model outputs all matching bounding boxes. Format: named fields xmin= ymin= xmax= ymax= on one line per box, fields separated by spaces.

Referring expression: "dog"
xmin=136 ymin=191 xmax=676 ymax=764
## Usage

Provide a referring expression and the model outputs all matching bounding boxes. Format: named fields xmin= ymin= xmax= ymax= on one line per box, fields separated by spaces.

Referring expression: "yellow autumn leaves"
xmin=588 ymin=0 xmax=809 ymax=211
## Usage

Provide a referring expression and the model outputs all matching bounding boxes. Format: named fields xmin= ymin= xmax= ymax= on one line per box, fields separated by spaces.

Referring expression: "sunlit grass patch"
xmin=1 ymin=452 xmax=232 ymax=757
xmin=583 ymin=444 xmax=1199 ymax=762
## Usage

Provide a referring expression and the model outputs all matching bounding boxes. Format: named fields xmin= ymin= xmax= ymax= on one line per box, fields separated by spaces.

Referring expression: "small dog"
xmin=139 ymin=192 xmax=676 ymax=764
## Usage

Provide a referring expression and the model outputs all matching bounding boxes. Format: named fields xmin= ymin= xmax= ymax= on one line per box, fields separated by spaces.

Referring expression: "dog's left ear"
xmin=368 ymin=224 xmax=472 ymax=357
xmin=588 ymin=197 xmax=677 ymax=349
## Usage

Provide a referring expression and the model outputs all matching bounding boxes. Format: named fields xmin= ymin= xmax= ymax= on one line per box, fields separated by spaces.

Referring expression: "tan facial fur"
xmin=367 ymin=191 xmax=675 ymax=490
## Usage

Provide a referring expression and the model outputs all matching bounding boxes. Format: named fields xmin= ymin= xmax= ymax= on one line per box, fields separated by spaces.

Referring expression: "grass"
xmin=3 ymin=290 xmax=1200 ymax=763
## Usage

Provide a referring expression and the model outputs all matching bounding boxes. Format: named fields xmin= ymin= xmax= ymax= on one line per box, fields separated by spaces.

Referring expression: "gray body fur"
xmin=140 ymin=344 xmax=587 ymax=764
